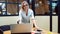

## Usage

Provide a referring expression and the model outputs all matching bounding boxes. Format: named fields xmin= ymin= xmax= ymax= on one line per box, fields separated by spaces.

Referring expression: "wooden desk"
xmin=11 ymin=33 xmax=31 ymax=34
xmin=11 ymin=31 xmax=41 ymax=34
xmin=3 ymin=30 xmax=59 ymax=34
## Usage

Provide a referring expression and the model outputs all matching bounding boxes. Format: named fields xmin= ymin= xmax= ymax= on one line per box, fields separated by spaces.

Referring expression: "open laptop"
xmin=10 ymin=23 xmax=33 ymax=33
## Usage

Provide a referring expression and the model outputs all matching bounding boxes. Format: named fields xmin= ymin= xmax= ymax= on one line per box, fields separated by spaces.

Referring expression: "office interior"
xmin=0 ymin=0 xmax=59 ymax=34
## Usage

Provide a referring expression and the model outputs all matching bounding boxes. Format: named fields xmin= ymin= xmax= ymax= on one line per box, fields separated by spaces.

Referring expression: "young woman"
xmin=17 ymin=1 xmax=40 ymax=30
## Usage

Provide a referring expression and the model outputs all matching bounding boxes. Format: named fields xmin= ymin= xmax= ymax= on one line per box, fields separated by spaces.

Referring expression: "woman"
xmin=17 ymin=1 xmax=39 ymax=30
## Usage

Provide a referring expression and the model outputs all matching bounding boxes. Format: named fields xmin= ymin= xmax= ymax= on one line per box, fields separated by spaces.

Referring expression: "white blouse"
xmin=18 ymin=9 xmax=35 ymax=24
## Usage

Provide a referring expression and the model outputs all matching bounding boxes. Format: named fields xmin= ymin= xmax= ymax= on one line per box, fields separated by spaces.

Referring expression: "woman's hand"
xmin=17 ymin=20 xmax=20 ymax=24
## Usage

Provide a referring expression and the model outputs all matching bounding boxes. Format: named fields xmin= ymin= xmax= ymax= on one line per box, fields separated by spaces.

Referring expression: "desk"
xmin=3 ymin=30 xmax=59 ymax=34
xmin=11 ymin=31 xmax=41 ymax=34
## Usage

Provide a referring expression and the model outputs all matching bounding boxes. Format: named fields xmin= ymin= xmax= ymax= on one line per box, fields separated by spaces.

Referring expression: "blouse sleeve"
xmin=19 ymin=10 xmax=22 ymax=23
xmin=31 ymin=10 xmax=35 ymax=20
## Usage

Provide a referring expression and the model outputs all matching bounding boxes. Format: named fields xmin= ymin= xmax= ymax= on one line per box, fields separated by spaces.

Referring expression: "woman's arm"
xmin=31 ymin=10 xmax=38 ymax=29
xmin=32 ymin=19 xmax=37 ymax=28
xmin=17 ymin=10 xmax=22 ymax=24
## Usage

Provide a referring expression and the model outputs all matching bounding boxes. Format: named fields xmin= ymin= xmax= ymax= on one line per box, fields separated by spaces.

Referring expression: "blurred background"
xmin=0 ymin=0 xmax=58 ymax=15
xmin=0 ymin=0 xmax=58 ymax=34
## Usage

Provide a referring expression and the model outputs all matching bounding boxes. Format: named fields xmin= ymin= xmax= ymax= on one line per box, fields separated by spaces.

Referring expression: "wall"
xmin=35 ymin=16 xmax=50 ymax=31
xmin=0 ymin=16 xmax=18 ymax=26
xmin=52 ymin=16 xmax=58 ymax=33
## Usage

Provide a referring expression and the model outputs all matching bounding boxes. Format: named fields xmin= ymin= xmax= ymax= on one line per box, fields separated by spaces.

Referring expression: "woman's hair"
xmin=20 ymin=1 xmax=29 ymax=11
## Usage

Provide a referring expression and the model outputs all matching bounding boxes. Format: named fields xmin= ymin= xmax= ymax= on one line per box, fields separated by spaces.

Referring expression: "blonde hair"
xmin=20 ymin=1 xmax=29 ymax=11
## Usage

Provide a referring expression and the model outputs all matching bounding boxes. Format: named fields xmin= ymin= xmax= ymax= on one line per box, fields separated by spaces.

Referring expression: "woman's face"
xmin=22 ymin=2 xmax=28 ymax=10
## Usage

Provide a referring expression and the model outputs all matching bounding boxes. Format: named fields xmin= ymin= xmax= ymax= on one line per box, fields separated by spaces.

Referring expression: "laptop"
xmin=10 ymin=23 xmax=33 ymax=33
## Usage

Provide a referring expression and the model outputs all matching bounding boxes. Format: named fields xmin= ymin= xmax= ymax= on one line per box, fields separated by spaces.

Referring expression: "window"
xmin=7 ymin=4 xmax=18 ymax=15
xmin=52 ymin=0 xmax=58 ymax=15
xmin=0 ymin=0 xmax=6 ymax=2
xmin=0 ymin=0 xmax=31 ymax=16
xmin=0 ymin=0 xmax=18 ymax=16
xmin=0 ymin=3 xmax=6 ymax=15
xmin=7 ymin=0 xmax=17 ymax=3
xmin=35 ymin=0 xmax=50 ymax=15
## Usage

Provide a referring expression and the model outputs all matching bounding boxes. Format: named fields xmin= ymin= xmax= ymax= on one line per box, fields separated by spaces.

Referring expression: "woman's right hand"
xmin=17 ymin=20 xmax=20 ymax=24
